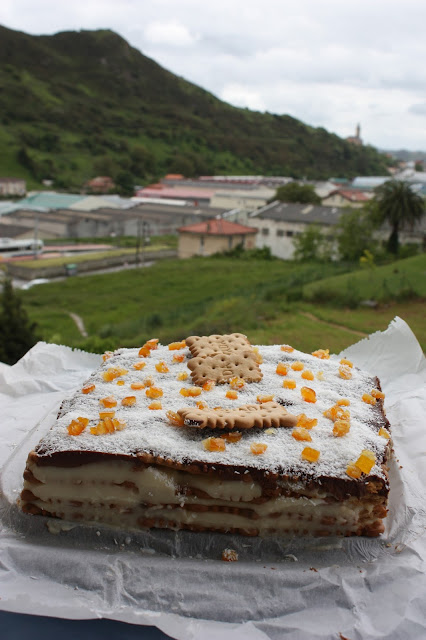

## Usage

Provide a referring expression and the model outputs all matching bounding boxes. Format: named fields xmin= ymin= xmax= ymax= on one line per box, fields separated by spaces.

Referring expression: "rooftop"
xmin=179 ymin=218 xmax=258 ymax=236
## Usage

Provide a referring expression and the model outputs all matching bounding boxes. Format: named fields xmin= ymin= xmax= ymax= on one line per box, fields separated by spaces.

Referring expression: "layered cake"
xmin=20 ymin=334 xmax=392 ymax=537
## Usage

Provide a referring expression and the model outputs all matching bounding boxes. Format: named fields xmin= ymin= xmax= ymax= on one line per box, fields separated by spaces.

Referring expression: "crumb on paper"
xmin=46 ymin=520 xmax=77 ymax=534
xmin=221 ymin=548 xmax=238 ymax=562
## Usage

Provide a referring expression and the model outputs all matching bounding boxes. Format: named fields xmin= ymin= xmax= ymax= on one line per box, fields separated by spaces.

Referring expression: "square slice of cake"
xmin=20 ymin=334 xmax=392 ymax=537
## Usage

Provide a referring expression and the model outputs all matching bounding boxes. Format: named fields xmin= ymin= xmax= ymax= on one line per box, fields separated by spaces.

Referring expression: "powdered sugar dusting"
xmin=35 ymin=343 xmax=390 ymax=480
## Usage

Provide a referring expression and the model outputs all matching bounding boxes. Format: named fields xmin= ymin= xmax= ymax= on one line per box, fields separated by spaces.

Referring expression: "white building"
xmin=249 ymin=201 xmax=344 ymax=259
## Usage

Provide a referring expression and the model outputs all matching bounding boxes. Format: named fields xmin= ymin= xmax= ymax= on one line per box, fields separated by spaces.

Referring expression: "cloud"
xmin=408 ymin=103 xmax=426 ymax=116
xmin=1 ymin=0 xmax=426 ymax=149
xmin=220 ymin=84 xmax=266 ymax=111
xmin=143 ymin=21 xmax=197 ymax=47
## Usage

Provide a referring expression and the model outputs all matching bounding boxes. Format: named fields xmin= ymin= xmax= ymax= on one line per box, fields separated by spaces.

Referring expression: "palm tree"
xmin=373 ymin=180 xmax=425 ymax=254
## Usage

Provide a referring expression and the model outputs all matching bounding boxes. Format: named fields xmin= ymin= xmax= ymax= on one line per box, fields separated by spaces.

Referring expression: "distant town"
xmin=0 ymin=156 xmax=425 ymax=277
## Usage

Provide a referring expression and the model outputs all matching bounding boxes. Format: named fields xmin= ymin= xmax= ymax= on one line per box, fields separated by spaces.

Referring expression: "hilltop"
xmin=0 ymin=25 xmax=390 ymax=189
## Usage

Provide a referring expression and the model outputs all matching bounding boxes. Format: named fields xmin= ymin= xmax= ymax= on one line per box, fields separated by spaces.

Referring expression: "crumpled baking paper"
xmin=0 ymin=318 xmax=425 ymax=640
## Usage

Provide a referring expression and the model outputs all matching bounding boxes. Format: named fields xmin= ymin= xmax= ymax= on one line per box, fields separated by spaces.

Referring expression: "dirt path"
xmin=68 ymin=312 xmax=88 ymax=338
xmin=299 ymin=311 xmax=367 ymax=337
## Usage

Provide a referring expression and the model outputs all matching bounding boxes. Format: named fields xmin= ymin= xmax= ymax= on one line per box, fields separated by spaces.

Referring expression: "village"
xmin=0 ymin=159 xmax=425 ymax=283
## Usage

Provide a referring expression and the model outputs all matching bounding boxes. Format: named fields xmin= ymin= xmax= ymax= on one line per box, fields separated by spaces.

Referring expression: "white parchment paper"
xmin=0 ymin=318 xmax=425 ymax=640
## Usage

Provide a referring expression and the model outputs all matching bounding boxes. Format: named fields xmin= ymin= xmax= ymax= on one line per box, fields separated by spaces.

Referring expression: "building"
xmin=346 ymin=124 xmax=362 ymax=146
xmin=249 ymin=201 xmax=344 ymax=259
xmin=86 ymin=176 xmax=115 ymax=193
xmin=178 ymin=218 xmax=258 ymax=259
xmin=209 ymin=188 xmax=275 ymax=213
xmin=0 ymin=177 xmax=26 ymax=196
xmin=135 ymin=185 xmax=214 ymax=206
xmin=322 ymin=189 xmax=372 ymax=208
xmin=0 ymin=202 xmax=223 ymax=241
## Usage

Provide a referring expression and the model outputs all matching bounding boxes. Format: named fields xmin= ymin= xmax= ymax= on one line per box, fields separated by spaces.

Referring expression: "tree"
xmin=0 ymin=279 xmax=39 ymax=365
xmin=115 ymin=170 xmax=135 ymax=196
xmin=336 ymin=208 xmax=376 ymax=261
xmin=293 ymin=224 xmax=331 ymax=261
xmin=372 ymin=180 xmax=425 ymax=254
xmin=274 ymin=182 xmax=321 ymax=205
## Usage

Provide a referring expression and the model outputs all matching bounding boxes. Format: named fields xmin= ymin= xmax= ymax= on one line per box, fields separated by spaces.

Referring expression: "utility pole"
xmin=141 ymin=220 xmax=149 ymax=267
xmin=135 ymin=218 xmax=142 ymax=266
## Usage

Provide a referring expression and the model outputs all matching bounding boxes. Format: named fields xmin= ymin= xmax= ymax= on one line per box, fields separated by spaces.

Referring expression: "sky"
xmin=1 ymin=0 xmax=426 ymax=152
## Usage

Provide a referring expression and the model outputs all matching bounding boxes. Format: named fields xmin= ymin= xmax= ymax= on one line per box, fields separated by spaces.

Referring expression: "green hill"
xmin=0 ymin=25 xmax=391 ymax=189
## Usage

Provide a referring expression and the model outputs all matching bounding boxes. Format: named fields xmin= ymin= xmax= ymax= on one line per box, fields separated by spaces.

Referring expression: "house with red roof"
xmin=178 ymin=218 xmax=258 ymax=258
xmin=322 ymin=188 xmax=372 ymax=208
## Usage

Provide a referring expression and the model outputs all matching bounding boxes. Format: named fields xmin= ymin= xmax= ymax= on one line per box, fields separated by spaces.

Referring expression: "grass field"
xmin=20 ymin=254 xmax=426 ymax=354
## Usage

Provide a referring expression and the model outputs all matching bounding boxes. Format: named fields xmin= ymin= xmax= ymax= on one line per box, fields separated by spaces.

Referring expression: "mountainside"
xmin=0 ymin=25 xmax=391 ymax=189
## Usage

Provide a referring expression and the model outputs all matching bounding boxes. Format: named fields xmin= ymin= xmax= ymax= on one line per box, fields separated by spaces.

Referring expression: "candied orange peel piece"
xmin=355 ymin=449 xmax=376 ymax=474
xmin=131 ymin=382 xmax=145 ymax=390
xmin=90 ymin=417 xmax=126 ymax=436
xmin=371 ymin=388 xmax=385 ymax=400
xmin=133 ymin=361 xmax=146 ymax=370
xmin=203 ymin=437 xmax=226 ymax=452
xmin=155 ymin=361 xmax=170 ymax=373
xmin=379 ymin=427 xmax=391 ymax=439
xmin=337 ymin=398 xmax=350 ymax=406
xmin=283 ymin=379 xmax=296 ymax=389
xmin=102 ymin=351 xmax=113 ymax=362
xmin=297 ymin=413 xmax=318 ymax=429
xmin=148 ymin=401 xmax=162 ymax=410
xmin=102 ymin=367 xmax=128 ymax=382
xmin=82 ymin=383 xmax=95 ymax=394
xmin=122 ymin=395 xmax=137 ymax=406
xmin=100 ymin=395 xmax=117 ymax=408
xmin=229 ymin=376 xmax=245 ymax=389
xmin=146 ymin=387 xmax=163 ymax=399
xmin=301 ymin=386 xmax=316 ymax=403
xmin=145 ymin=338 xmax=159 ymax=350
xmin=281 ymin=345 xmax=294 ymax=353
xmin=166 ymin=410 xmax=185 ymax=427
xmin=301 ymin=447 xmax=320 ymax=462
xmin=362 ymin=393 xmax=376 ymax=405
xmin=177 ymin=371 xmax=189 ymax=381
xmin=252 ymin=346 xmax=263 ymax=364
xmin=172 ymin=353 xmax=185 ymax=363
xmin=291 ymin=361 xmax=304 ymax=371
xmin=323 ymin=404 xmax=350 ymax=422
xmin=67 ymin=417 xmax=89 ymax=436
xmin=250 ymin=442 xmax=268 ymax=455
xmin=99 ymin=410 xmax=115 ymax=419
xmin=168 ymin=340 xmax=186 ymax=350
xmin=312 ymin=349 xmax=330 ymax=360
xmin=226 ymin=390 xmax=238 ymax=400
xmin=316 ymin=370 xmax=324 ymax=381
xmin=196 ymin=400 xmax=208 ymax=409
xmin=346 ymin=462 xmax=362 ymax=479
xmin=340 ymin=358 xmax=353 ymax=368
xmin=257 ymin=394 xmax=274 ymax=403
xmin=292 ymin=427 xmax=312 ymax=442
xmin=301 ymin=370 xmax=314 ymax=381
xmin=276 ymin=363 xmax=288 ymax=376
xmin=202 ymin=379 xmax=216 ymax=391
xmin=116 ymin=380 xmax=125 ymax=386
xmin=333 ymin=419 xmax=350 ymax=437
xmin=143 ymin=376 xmax=154 ymax=387
xmin=220 ymin=431 xmax=243 ymax=443
xmin=339 ymin=365 xmax=352 ymax=380
xmin=180 ymin=386 xmax=201 ymax=397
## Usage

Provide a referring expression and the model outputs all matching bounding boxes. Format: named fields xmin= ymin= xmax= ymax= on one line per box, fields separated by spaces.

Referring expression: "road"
xmin=11 ymin=260 xmax=155 ymax=290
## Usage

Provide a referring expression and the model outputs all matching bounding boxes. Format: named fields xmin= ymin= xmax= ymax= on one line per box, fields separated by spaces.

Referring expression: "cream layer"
xmin=24 ymin=497 xmax=377 ymax=536
xmin=27 ymin=459 xmax=263 ymax=503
